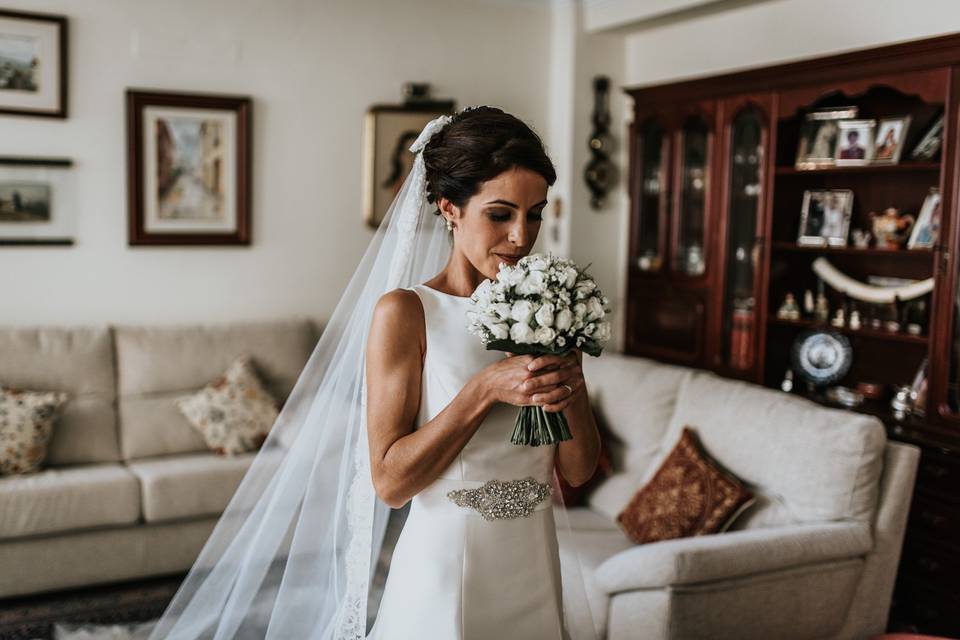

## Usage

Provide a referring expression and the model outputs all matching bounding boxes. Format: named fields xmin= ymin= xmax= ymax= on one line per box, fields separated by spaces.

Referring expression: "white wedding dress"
xmin=366 ymin=283 xmax=568 ymax=640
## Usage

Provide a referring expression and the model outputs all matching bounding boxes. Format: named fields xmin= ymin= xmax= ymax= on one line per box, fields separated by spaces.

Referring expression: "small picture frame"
xmin=126 ymin=89 xmax=252 ymax=245
xmin=910 ymin=113 xmax=944 ymax=161
xmin=0 ymin=157 xmax=75 ymax=245
xmin=798 ymin=189 xmax=854 ymax=247
xmin=834 ymin=119 xmax=875 ymax=165
xmin=362 ymin=102 xmax=455 ymax=228
xmin=872 ymin=116 xmax=911 ymax=165
xmin=0 ymin=9 xmax=67 ymax=118
xmin=907 ymin=188 xmax=941 ymax=249
xmin=794 ymin=106 xmax=858 ymax=170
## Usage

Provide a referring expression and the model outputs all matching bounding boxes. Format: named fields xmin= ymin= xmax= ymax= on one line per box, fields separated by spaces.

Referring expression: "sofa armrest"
xmin=594 ymin=521 xmax=872 ymax=594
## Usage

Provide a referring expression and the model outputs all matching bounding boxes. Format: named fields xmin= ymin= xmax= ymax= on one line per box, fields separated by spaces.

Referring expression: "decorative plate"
xmin=790 ymin=329 xmax=853 ymax=386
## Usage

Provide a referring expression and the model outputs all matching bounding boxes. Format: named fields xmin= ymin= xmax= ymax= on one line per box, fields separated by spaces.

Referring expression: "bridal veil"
xmin=147 ymin=108 xmax=601 ymax=640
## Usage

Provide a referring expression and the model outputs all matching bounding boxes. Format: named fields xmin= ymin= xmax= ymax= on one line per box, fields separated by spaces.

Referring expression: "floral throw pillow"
xmin=0 ymin=386 xmax=69 ymax=475
xmin=174 ymin=355 xmax=280 ymax=457
xmin=616 ymin=426 xmax=755 ymax=545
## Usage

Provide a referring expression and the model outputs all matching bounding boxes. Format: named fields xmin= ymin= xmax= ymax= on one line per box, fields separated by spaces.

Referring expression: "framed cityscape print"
xmin=362 ymin=101 xmax=455 ymax=229
xmin=0 ymin=157 xmax=75 ymax=245
xmin=126 ymin=89 xmax=252 ymax=245
xmin=0 ymin=9 xmax=67 ymax=118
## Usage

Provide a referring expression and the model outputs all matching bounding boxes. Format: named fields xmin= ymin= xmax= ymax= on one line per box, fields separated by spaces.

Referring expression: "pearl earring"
xmin=446 ymin=218 xmax=454 ymax=231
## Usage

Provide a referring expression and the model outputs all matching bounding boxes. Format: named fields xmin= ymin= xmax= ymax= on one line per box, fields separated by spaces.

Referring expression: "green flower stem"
xmin=510 ymin=405 xmax=573 ymax=446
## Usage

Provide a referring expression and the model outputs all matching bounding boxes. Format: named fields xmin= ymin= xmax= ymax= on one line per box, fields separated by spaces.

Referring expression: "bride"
xmin=147 ymin=106 xmax=602 ymax=640
xmin=365 ymin=106 xmax=601 ymax=639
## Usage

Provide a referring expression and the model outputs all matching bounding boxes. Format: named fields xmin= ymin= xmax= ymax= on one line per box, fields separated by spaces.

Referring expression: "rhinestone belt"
xmin=446 ymin=476 xmax=553 ymax=521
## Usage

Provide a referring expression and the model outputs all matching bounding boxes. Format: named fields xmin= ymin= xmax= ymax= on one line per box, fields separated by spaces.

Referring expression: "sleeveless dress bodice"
xmin=366 ymin=283 xmax=567 ymax=640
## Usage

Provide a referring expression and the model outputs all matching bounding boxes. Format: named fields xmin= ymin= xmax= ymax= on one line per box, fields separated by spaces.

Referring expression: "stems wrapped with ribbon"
xmin=465 ymin=252 xmax=611 ymax=446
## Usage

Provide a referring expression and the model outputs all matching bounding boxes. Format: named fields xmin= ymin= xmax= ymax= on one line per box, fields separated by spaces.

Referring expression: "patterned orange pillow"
xmin=616 ymin=426 xmax=754 ymax=544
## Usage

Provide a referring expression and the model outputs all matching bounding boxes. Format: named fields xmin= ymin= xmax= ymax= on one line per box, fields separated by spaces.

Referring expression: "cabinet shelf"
xmin=768 ymin=316 xmax=929 ymax=345
xmin=775 ymin=162 xmax=940 ymax=176
xmin=771 ymin=242 xmax=936 ymax=257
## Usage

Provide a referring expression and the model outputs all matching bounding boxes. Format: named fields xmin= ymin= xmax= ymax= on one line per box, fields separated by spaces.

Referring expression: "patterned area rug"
xmin=0 ymin=506 xmax=411 ymax=640
xmin=0 ymin=574 xmax=180 ymax=640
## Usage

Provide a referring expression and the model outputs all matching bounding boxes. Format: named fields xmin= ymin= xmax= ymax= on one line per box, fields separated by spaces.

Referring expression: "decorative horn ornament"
xmin=811 ymin=257 xmax=934 ymax=303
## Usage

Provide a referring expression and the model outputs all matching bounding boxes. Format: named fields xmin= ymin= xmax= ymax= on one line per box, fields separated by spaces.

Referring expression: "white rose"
xmin=510 ymin=321 xmax=535 ymax=344
xmin=516 ymin=270 xmax=547 ymax=295
xmin=486 ymin=321 xmax=509 ymax=340
xmin=510 ymin=300 xmax=535 ymax=324
xmin=534 ymin=326 xmax=556 ymax=346
xmin=563 ymin=267 xmax=578 ymax=289
xmin=534 ymin=301 xmax=555 ymax=328
xmin=585 ymin=296 xmax=605 ymax=321
xmin=573 ymin=302 xmax=587 ymax=322
xmin=583 ymin=322 xmax=596 ymax=336
xmin=527 ymin=254 xmax=549 ymax=272
xmin=473 ymin=280 xmax=494 ymax=307
xmin=493 ymin=302 xmax=513 ymax=320
xmin=596 ymin=321 xmax=611 ymax=342
xmin=555 ymin=308 xmax=573 ymax=332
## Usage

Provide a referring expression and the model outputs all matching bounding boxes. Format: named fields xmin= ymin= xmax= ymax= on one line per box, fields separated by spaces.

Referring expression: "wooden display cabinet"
xmin=625 ymin=32 xmax=960 ymax=636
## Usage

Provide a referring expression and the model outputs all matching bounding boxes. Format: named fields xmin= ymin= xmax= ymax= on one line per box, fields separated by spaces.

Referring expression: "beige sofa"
xmin=560 ymin=352 xmax=921 ymax=640
xmin=0 ymin=322 xmax=918 ymax=640
xmin=0 ymin=318 xmax=318 ymax=599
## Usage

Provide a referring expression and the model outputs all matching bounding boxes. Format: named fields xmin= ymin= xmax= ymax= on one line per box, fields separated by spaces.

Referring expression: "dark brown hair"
xmin=421 ymin=106 xmax=556 ymax=217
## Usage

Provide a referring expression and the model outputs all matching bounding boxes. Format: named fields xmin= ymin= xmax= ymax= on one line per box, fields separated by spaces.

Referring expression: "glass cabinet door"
xmin=673 ymin=116 xmax=709 ymax=276
xmin=721 ymin=108 xmax=764 ymax=371
xmin=635 ymin=119 xmax=667 ymax=272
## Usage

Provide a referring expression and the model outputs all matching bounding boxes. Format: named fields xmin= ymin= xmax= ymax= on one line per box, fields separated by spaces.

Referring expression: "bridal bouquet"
xmin=465 ymin=252 xmax=611 ymax=446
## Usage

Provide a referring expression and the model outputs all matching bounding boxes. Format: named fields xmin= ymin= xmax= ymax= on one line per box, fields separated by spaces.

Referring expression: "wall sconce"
xmin=584 ymin=75 xmax=614 ymax=210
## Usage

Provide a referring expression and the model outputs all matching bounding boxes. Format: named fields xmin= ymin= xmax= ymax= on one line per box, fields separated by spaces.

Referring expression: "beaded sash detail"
xmin=446 ymin=476 xmax=553 ymax=520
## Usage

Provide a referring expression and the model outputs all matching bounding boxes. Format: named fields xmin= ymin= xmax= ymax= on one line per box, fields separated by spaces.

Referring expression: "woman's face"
xmin=440 ymin=166 xmax=548 ymax=280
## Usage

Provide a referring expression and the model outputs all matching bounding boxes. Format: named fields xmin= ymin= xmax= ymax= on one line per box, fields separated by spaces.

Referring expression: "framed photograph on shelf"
xmin=798 ymin=189 xmax=853 ymax=247
xmin=872 ymin=116 xmax=911 ymax=164
xmin=126 ymin=89 xmax=252 ymax=245
xmin=794 ymin=106 xmax=858 ymax=170
xmin=834 ymin=119 xmax=875 ymax=165
xmin=910 ymin=113 xmax=944 ymax=161
xmin=0 ymin=157 xmax=74 ymax=245
xmin=0 ymin=9 xmax=67 ymax=118
xmin=362 ymin=101 xmax=455 ymax=229
xmin=907 ymin=188 xmax=941 ymax=249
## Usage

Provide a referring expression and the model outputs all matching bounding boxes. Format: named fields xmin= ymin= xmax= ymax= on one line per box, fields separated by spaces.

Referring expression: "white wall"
xmin=624 ymin=0 xmax=960 ymax=86
xmin=0 ymin=0 xmax=552 ymax=325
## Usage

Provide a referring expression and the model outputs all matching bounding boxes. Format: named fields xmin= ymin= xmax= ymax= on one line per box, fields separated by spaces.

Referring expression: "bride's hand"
xmin=475 ymin=352 xmax=540 ymax=408
xmin=516 ymin=349 xmax=584 ymax=413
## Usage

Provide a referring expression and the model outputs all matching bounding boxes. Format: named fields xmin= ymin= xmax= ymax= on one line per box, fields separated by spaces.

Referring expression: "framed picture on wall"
xmin=362 ymin=101 xmax=456 ymax=229
xmin=0 ymin=157 xmax=75 ymax=245
xmin=126 ymin=89 xmax=252 ymax=245
xmin=0 ymin=9 xmax=67 ymax=118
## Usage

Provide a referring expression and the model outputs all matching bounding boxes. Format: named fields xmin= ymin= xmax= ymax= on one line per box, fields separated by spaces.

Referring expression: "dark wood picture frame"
xmin=362 ymin=101 xmax=455 ymax=229
xmin=0 ymin=9 xmax=68 ymax=118
xmin=126 ymin=89 xmax=252 ymax=246
xmin=0 ymin=156 xmax=74 ymax=245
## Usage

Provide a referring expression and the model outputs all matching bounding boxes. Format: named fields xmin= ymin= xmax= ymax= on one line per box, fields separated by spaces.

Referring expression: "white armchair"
xmin=560 ymin=352 xmax=920 ymax=640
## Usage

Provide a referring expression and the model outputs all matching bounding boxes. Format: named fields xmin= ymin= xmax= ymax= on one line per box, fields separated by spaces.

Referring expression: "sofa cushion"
xmin=0 ymin=386 xmax=68 ymax=475
xmin=0 ymin=463 xmax=140 ymax=539
xmin=0 ymin=326 xmax=120 ymax=465
xmin=580 ymin=353 xmax=694 ymax=520
xmin=127 ymin=451 xmax=256 ymax=522
xmin=175 ymin=355 xmax=279 ymax=456
xmin=115 ymin=318 xmax=316 ymax=460
xmin=615 ymin=427 xmax=755 ymax=544
xmin=661 ymin=370 xmax=887 ymax=527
